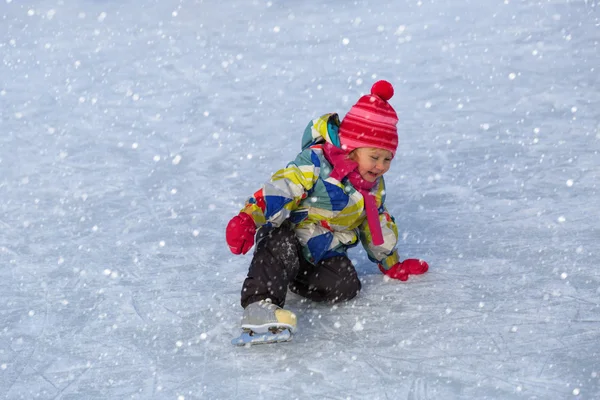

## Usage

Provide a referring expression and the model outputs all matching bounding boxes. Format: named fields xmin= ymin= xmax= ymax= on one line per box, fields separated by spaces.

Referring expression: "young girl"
xmin=226 ymin=81 xmax=429 ymax=339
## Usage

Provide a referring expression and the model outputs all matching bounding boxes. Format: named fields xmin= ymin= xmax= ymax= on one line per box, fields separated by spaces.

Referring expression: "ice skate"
xmin=232 ymin=299 xmax=297 ymax=346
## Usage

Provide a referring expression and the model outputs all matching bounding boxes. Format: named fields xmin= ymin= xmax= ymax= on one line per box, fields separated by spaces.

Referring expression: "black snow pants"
xmin=241 ymin=222 xmax=362 ymax=308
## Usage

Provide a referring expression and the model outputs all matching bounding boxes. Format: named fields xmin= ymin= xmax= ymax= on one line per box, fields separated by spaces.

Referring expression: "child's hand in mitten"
xmin=379 ymin=259 xmax=429 ymax=281
xmin=225 ymin=213 xmax=256 ymax=255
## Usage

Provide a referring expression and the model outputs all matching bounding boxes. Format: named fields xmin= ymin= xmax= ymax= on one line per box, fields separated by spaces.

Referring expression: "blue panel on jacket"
xmin=323 ymin=180 xmax=349 ymax=211
xmin=310 ymin=151 xmax=321 ymax=168
xmin=307 ymin=233 xmax=333 ymax=263
xmin=327 ymin=115 xmax=341 ymax=148
xmin=263 ymin=195 xmax=292 ymax=219
xmin=289 ymin=210 xmax=308 ymax=224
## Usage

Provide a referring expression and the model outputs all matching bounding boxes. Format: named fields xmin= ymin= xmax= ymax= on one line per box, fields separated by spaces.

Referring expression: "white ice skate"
xmin=232 ymin=299 xmax=297 ymax=346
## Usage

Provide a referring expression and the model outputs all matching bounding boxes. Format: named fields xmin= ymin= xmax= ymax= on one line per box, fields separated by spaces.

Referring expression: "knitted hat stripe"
xmin=341 ymin=120 xmax=396 ymax=136
xmin=341 ymin=136 xmax=397 ymax=154
xmin=352 ymin=101 xmax=398 ymax=118
xmin=341 ymin=112 xmax=398 ymax=132
xmin=343 ymin=109 xmax=398 ymax=126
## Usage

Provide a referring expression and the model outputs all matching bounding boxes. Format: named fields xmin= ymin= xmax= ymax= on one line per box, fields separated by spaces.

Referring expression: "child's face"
xmin=349 ymin=147 xmax=393 ymax=182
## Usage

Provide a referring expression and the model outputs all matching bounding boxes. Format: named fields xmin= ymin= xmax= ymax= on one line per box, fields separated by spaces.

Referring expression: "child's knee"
xmin=318 ymin=275 xmax=361 ymax=304
xmin=334 ymin=275 xmax=361 ymax=302
xmin=318 ymin=257 xmax=361 ymax=303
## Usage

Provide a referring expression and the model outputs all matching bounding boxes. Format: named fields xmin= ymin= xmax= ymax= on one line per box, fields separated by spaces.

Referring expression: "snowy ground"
xmin=1 ymin=0 xmax=599 ymax=399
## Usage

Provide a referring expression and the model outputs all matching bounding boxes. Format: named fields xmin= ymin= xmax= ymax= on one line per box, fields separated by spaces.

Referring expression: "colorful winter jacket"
xmin=241 ymin=113 xmax=400 ymax=269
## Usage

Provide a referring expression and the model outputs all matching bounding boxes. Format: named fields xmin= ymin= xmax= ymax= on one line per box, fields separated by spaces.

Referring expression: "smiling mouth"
xmin=364 ymin=172 xmax=379 ymax=180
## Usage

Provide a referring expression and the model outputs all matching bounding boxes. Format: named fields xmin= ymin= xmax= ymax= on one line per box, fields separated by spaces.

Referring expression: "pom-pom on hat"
xmin=338 ymin=80 xmax=399 ymax=156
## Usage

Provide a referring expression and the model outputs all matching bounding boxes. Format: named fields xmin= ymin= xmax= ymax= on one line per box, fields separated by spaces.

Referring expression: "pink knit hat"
xmin=338 ymin=80 xmax=399 ymax=156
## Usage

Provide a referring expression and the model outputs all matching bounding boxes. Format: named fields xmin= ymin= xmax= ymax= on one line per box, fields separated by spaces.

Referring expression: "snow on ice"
xmin=1 ymin=0 xmax=599 ymax=399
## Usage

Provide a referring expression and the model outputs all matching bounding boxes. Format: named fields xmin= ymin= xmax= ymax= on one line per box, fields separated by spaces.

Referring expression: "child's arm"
xmin=240 ymin=148 xmax=320 ymax=228
xmin=358 ymin=205 xmax=400 ymax=269
xmin=359 ymin=206 xmax=429 ymax=281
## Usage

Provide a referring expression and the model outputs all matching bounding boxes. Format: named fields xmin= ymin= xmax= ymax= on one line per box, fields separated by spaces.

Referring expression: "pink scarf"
xmin=323 ymin=143 xmax=384 ymax=246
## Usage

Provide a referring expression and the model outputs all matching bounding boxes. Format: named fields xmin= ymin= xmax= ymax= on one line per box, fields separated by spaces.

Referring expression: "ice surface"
xmin=1 ymin=0 xmax=599 ymax=399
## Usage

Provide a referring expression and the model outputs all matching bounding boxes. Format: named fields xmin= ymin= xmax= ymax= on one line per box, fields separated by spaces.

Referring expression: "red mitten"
xmin=225 ymin=213 xmax=257 ymax=255
xmin=378 ymin=259 xmax=429 ymax=281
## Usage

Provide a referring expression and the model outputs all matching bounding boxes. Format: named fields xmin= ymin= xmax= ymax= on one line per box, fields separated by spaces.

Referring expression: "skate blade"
xmin=231 ymin=328 xmax=292 ymax=346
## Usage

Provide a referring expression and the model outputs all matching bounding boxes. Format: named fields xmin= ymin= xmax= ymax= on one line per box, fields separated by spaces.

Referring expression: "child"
xmin=226 ymin=80 xmax=429 ymax=336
